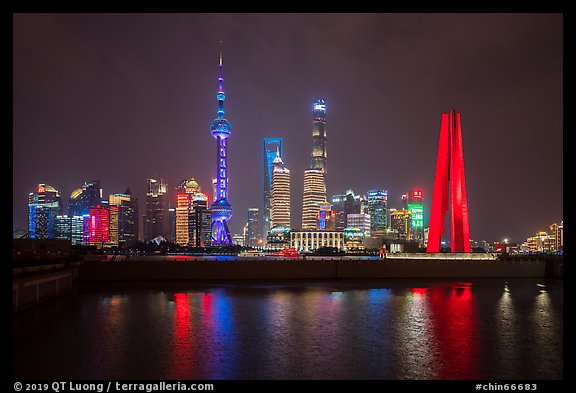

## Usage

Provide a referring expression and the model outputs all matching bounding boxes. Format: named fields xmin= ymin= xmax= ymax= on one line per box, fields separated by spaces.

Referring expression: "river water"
xmin=13 ymin=278 xmax=562 ymax=380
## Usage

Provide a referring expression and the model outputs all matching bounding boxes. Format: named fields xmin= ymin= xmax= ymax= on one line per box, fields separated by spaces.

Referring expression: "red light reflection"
xmin=170 ymin=293 xmax=193 ymax=379
xmin=429 ymin=285 xmax=478 ymax=379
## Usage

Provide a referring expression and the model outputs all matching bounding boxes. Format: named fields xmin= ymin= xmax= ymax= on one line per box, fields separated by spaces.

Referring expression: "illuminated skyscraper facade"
xmin=109 ymin=188 xmax=138 ymax=247
xmin=311 ymin=98 xmax=327 ymax=173
xmin=346 ymin=213 xmax=371 ymax=237
xmin=331 ymin=194 xmax=346 ymax=229
xmin=28 ymin=183 xmax=62 ymax=239
xmin=402 ymin=189 xmax=424 ymax=244
xmin=262 ymin=138 xmax=282 ymax=245
xmin=331 ymin=189 xmax=360 ymax=230
xmin=247 ymin=208 xmax=261 ymax=248
xmin=69 ymin=180 xmax=101 ymax=217
xmin=317 ymin=202 xmax=336 ymax=231
xmin=301 ymin=169 xmax=326 ymax=230
xmin=108 ymin=205 xmax=119 ymax=246
xmin=191 ymin=193 xmax=212 ymax=247
xmin=87 ymin=204 xmax=109 ymax=246
xmin=271 ymin=150 xmax=291 ymax=228
xmin=174 ymin=179 xmax=201 ymax=246
xmin=55 ymin=215 xmax=71 ymax=240
xmin=302 ymin=98 xmax=328 ymax=230
xmin=367 ymin=189 xmax=388 ymax=236
xmin=390 ymin=209 xmax=412 ymax=240
xmin=209 ymin=47 xmax=233 ymax=246
xmin=144 ymin=178 xmax=169 ymax=242
xmin=427 ymin=110 xmax=471 ymax=253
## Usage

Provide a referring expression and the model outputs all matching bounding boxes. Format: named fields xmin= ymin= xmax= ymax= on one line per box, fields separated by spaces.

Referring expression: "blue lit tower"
xmin=209 ymin=46 xmax=233 ymax=245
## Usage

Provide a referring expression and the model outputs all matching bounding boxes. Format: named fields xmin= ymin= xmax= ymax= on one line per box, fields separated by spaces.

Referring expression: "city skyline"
xmin=13 ymin=13 xmax=563 ymax=243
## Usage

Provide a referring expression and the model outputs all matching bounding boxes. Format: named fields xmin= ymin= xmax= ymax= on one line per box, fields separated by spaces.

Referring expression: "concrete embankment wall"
xmin=79 ymin=258 xmax=548 ymax=281
xmin=13 ymin=268 xmax=76 ymax=312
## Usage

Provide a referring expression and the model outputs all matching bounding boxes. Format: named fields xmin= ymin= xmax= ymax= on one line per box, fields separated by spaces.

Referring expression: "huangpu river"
xmin=13 ymin=278 xmax=562 ymax=380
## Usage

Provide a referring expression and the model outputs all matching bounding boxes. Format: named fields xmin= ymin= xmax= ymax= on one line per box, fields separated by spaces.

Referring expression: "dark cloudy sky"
xmin=13 ymin=13 xmax=563 ymax=243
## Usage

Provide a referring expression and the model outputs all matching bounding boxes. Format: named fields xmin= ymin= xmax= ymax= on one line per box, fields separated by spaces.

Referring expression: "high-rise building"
xmin=301 ymin=169 xmax=326 ymax=230
xmin=69 ymin=180 xmax=102 ymax=217
xmin=71 ymin=215 xmax=84 ymax=245
xmin=390 ymin=209 xmax=412 ymax=240
xmin=109 ymin=188 xmax=139 ymax=247
xmin=191 ymin=193 xmax=212 ymax=247
xmin=87 ymin=204 xmax=109 ymax=246
xmin=360 ymin=194 xmax=369 ymax=215
xmin=346 ymin=213 xmax=371 ymax=237
xmin=317 ymin=202 xmax=336 ymax=230
xmin=108 ymin=205 xmax=119 ymax=246
xmin=168 ymin=207 xmax=176 ymax=243
xmin=242 ymin=222 xmax=249 ymax=247
xmin=144 ymin=178 xmax=169 ymax=242
xmin=552 ymin=221 xmax=563 ymax=252
xmin=247 ymin=208 xmax=261 ymax=248
xmin=271 ymin=150 xmax=291 ymax=228
xmin=367 ymin=189 xmax=388 ymax=236
xmin=331 ymin=194 xmax=346 ymax=230
xmin=427 ymin=110 xmax=471 ymax=253
xmin=311 ymin=98 xmax=327 ymax=173
xmin=28 ymin=183 xmax=62 ymax=239
xmin=174 ymin=179 xmax=201 ymax=246
xmin=331 ymin=190 xmax=361 ymax=230
xmin=55 ymin=215 xmax=71 ymax=240
xmin=301 ymin=98 xmax=328 ymax=230
xmin=402 ymin=189 xmax=424 ymax=244
xmin=262 ymin=138 xmax=283 ymax=246
xmin=209 ymin=46 xmax=233 ymax=245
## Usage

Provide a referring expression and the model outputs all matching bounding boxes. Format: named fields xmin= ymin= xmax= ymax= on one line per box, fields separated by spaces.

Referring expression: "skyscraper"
xmin=174 ymin=179 xmax=201 ymax=246
xmin=87 ymin=204 xmax=109 ymax=246
xmin=271 ymin=150 xmax=291 ymax=228
xmin=69 ymin=180 xmax=101 ymax=217
xmin=144 ymin=177 xmax=169 ymax=242
xmin=301 ymin=169 xmax=326 ymax=230
xmin=209 ymin=45 xmax=233 ymax=246
xmin=367 ymin=189 xmax=388 ymax=236
xmin=109 ymin=188 xmax=139 ymax=247
xmin=191 ymin=193 xmax=212 ymax=247
xmin=262 ymin=138 xmax=282 ymax=245
xmin=390 ymin=209 xmax=412 ymax=240
xmin=311 ymin=98 xmax=327 ymax=173
xmin=317 ymin=202 xmax=336 ymax=230
xmin=28 ymin=183 xmax=62 ymax=239
xmin=54 ymin=215 xmax=71 ymax=240
xmin=402 ymin=189 xmax=424 ymax=244
xmin=346 ymin=213 xmax=371 ymax=237
xmin=247 ymin=208 xmax=261 ymax=248
xmin=427 ymin=110 xmax=471 ymax=253
xmin=302 ymin=98 xmax=328 ymax=230
xmin=331 ymin=189 xmax=361 ymax=230
xmin=331 ymin=194 xmax=346 ymax=230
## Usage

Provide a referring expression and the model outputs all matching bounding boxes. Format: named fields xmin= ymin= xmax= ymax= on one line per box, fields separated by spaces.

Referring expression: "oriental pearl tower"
xmin=209 ymin=44 xmax=233 ymax=245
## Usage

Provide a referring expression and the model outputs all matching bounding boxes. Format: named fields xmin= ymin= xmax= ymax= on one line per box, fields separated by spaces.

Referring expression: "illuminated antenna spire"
xmin=218 ymin=40 xmax=224 ymax=94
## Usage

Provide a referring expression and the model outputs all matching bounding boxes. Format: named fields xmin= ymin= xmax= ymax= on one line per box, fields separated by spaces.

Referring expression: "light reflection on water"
xmin=13 ymin=279 xmax=562 ymax=380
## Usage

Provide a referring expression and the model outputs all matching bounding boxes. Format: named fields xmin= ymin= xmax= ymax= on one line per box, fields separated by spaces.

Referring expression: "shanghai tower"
xmin=209 ymin=45 xmax=233 ymax=245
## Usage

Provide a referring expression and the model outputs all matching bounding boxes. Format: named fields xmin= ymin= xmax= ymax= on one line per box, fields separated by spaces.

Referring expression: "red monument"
xmin=427 ymin=110 xmax=471 ymax=253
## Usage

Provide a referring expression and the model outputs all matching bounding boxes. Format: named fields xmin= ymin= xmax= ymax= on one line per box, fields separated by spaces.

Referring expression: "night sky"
xmin=13 ymin=13 xmax=563 ymax=243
